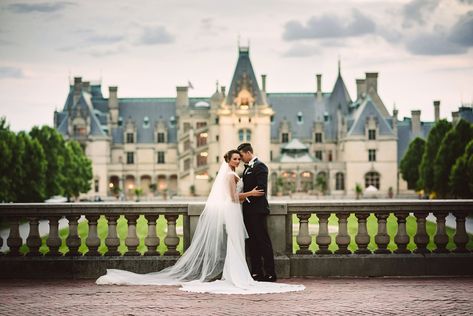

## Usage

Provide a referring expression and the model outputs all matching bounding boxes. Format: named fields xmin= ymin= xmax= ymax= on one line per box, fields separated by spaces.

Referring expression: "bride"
xmin=96 ymin=149 xmax=305 ymax=294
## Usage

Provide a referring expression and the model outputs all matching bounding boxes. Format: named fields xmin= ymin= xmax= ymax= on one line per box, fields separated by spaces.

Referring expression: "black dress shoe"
xmin=263 ymin=274 xmax=277 ymax=282
xmin=251 ymin=273 xmax=264 ymax=281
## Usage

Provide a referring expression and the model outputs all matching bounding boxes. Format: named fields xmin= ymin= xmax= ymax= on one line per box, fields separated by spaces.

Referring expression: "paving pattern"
xmin=1 ymin=277 xmax=472 ymax=315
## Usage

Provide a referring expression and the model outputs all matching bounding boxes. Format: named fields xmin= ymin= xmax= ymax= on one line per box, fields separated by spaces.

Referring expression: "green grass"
xmin=8 ymin=213 xmax=473 ymax=255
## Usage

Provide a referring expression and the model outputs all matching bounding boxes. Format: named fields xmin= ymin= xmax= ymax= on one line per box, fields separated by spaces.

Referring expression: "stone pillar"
xmin=66 ymin=216 xmax=81 ymax=256
xmin=315 ymin=213 xmax=332 ymax=254
xmin=374 ymin=213 xmax=390 ymax=254
xmin=145 ymin=214 xmax=160 ymax=256
xmin=85 ymin=215 xmax=101 ymax=256
xmin=26 ymin=217 xmax=42 ymax=256
xmin=355 ymin=213 xmax=371 ymax=254
xmin=335 ymin=213 xmax=351 ymax=254
xmin=433 ymin=212 xmax=449 ymax=253
xmin=164 ymin=214 xmax=180 ymax=256
xmin=411 ymin=110 xmax=421 ymax=135
xmin=125 ymin=214 xmax=140 ymax=256
xmin=46 ymin=216 xmax=62 ymax=256
xmin=433 ymin=100 xmax=440 ymax=122
xmin=413 ymin=212 xmax=430 ymax=254
xmin=453 ymin=212 xmax=469 ymax=253
xmin=7 ymin=218 xmax=22 ymax=256
xmin=296 ymin=213 xmax=312 ymax=254
xmin=105 ymin=215 xmax=121 ymax=256
xmin=394 ymin=212 xmax=410 ymax=254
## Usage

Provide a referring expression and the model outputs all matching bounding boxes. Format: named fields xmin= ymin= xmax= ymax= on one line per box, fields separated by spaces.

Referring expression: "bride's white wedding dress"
xmin=96 ymin=162 xmax=304 ymax=295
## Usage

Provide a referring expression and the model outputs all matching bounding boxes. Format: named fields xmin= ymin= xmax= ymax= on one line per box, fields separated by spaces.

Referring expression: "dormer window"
xmin=126 ymin=133 xmax=134 ymax=143
xmin=315 ymin=133 xmax=322 ymax=143
xmin=169 ymin=116 xmax=176 ymax=127
xmin=282 ymin=133 xmax=289 ymax=143
xmin=297 ymin=112 xmax=303 ymax=124
xmin=238 ymin=129 xmax=251 ymax=142
xmin=118 ymin=117 xmax=123 ymax=127
xmin=143 ymin=116 xmax=150 ymax=128
xmin=368 ymin=129 xmax=376 ymax=140
xmin=157 ymin=132 xmax=165 ymax=143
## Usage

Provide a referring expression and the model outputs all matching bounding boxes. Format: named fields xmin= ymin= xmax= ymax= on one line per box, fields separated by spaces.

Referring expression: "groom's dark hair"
xmin=237 ymin=143 xmax=253 ymax=153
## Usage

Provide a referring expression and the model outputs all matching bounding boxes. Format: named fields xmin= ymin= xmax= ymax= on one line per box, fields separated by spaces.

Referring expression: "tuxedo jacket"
xmin=242 ymin=158 xmax=270 ymax=215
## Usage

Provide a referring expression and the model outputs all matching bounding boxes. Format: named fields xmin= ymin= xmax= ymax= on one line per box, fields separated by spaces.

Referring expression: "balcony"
xmin=0 ymin=200 xmax=472 ymax=279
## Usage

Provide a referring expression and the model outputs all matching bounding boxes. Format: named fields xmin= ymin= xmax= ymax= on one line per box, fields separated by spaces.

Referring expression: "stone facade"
xmin=54 ymin=46 xmax=470 ymax=200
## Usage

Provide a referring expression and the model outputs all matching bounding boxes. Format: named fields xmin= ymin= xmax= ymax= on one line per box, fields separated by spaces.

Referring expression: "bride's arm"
xmin=228 ymin=174 xmax=240 ymax=203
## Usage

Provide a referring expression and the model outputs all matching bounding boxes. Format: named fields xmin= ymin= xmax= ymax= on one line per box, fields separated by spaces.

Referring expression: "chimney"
xmin=433 ymin=100 xmax=440 ymax=122
xmin=392 ymin=108 xmax=398 ymax=133
xmin=108 ymin=86 xmax=118 ymax=126
xmin=82 ymin=81 xmax=90 ymax=93
xmin=411 ymin=110 xmax=421 ymax=135
xmin=316 ymin=74 xmax=322 ymax=94
xmin=356 ymin=79 xmax=366 ymax=99
xmin=73 ymin=77 xmax=82 ymax=104
xmin=176 ymin=86 xmax=189 ymax=109
xmin=365 ymin=73 xmax=378 ymax=93
xmin=452 ymin=111 xmax=459 ymax=124
xmin=221 ymin=86 xmax=226 ymax=97
xmin=261 ymin=74 xmax=267 ymax=92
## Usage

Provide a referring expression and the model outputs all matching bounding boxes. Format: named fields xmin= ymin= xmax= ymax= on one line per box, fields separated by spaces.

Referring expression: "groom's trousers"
xmin=244 ymin=213 xmax=276 ymax=276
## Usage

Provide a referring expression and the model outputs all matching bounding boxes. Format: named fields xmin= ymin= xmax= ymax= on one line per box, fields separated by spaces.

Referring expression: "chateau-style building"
xmin=54 ymin=46 xmax=465 ymax=199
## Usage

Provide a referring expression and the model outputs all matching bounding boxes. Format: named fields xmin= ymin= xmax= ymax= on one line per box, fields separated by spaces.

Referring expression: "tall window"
xmin=157 ymin=132 xmax=165 ymax=143
xmin=197 ymin=152 xmax=208 ymax=167
xmin=328 ymin=150 xmax=333 ymax=162
xmin=184 ymin=139 xmax=191 ymax=151
xmin=368 ymin=129 xmax=376 ymax=140
xmin=183 ymin=122 xmax=191 ymax=132
xmin=184 ymin=158 xmax=191 ymax=171
xmin=238 ymin=129 xmax=251 ymax=142
xmin=197 ymin=132 xmax=208 ymax=147
xmin=315 ymin=133 xmax=322 ymax=143
xmin=368 ymin=149 xmax=376 ymax=162
xmin=315 ymin=150 xmax=323 ymax=161
xmin=335 ymin=172 xmax=345 ymax=190
xmin=126 ymin=133 xmax=134 ymax=143
xmin=94 ymin=179 xmax=99 ymax=193
xmin=126 ymin=152 xmax=134 ymax=164
xmin=196 ymin=122 xmax=207 ymax=129
xmin=281 ymin=133 xmax=289 ymax=143
xmin=157 ymin=151 xmax=165 ymax=164
xmin=365 ymin=172 xmax=380 ymax=189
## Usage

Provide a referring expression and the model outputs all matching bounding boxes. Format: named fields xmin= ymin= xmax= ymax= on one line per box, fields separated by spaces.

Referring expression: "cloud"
xmin=85 ymin=34 xmax=124 ymax=45
xmin=283 ymin=9 xmax=376 ymax=41
xmin=0 ymin=66 xmax=25 ymax=79
xmin=449 ymin=10 xmax=473 ymax=47
xmin=402 ymin=0 xmax=440 ymax=28
xmin=283 ymin=43 xmax=319 ymax=57
xmin=138 ymin=26 xmax=174 ymax=45
xmin=6 ymin=1 xmax=75 ymax=14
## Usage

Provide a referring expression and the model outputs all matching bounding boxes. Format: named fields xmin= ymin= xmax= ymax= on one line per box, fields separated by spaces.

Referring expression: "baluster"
xmin=125 ymin=214 xmax=140 ymax=256
xmin=145 ymin=214 xmax=160 ymax=256
xmin=105 ymin=215 xmax=120 ymax=256
xmin=315 ymin=213 xmax=332 ymax=254
xmin=46 ymin=216 xmax=62 ymax=256
xmin=453 ymin=211 xmax=469 ymax=253
xmin=335 ymin=212 xmax=351 ymax=254
xmin=413 ymin=212 xmax=430 ymax=254
xmin=65 ymin=215 xmax=81 ymax=256
xmin=164 ymin=214 xmax=180 ymax=256
xmin=7 ymin=217 xmax=22 ymax=256
xmin=26 ymin=217 xmax=42 ymax=256
xmin=374 ymin=213 xmax=390 ymax=254
xmin=433 ymin=212 xmax=449 ymax=253
xmin=296 ymin=213 xmax=312 ymax=254
xmin=355 ymin=213 xmax=371 ymax=254
xmin=394 ymin=212 xmax=410 ymax=254
xmin=85 ymin=215 xmax=101 ymax=256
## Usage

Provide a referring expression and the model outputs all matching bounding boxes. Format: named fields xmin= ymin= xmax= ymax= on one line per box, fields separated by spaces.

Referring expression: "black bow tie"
xmin=244 ymin=164 xmax=249 ymax=168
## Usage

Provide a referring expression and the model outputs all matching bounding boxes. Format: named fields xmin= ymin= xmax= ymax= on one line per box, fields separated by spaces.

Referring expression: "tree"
xmin=30 ymin=126 xmax=66 ymax=199
xmin=434 ymin=119 xmax=473 ymax=198
xmin=400 ymin=137 xmax=426 ymax=190
xmin=450 ymin=140 xmax=473 ymax=198
xmin=418 ymin=120 xmax=452 ymax=195
xmin=0 ymin=117 xmax=17 ymax=202
xmin=62 ymin=141 xmax=93 ymax=200
xmin=15 ymin=132 xmax=47 ymax=202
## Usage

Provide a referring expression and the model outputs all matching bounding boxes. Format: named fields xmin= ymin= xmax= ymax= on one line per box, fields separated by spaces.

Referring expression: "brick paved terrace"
xmin=1 ymin=277 xmax=472 ymax=315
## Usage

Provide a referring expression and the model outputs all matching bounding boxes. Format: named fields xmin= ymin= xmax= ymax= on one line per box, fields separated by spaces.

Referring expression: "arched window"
xmin=335 ymin=172 xmax=345 ymax=190
xmin=238 ymin=129 xmax=251 ymax=142
xmin=365 ymin=172 xmax=380 ymax=189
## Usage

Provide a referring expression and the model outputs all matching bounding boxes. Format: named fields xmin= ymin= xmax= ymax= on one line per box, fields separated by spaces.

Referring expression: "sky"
xmin=0 ymin=0 xmax=472 ymax=132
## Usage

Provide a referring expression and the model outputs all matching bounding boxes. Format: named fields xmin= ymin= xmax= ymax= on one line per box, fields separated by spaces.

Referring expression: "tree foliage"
xmin=62 ymin=141 xmax=92 ymax=200
xmin=449 ymin=140 xmax=473 ymax=198
xmin=400 ymin=137 xmax=426 ymax=190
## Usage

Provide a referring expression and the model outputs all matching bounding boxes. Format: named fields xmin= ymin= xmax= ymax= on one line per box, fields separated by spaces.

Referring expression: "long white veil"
xmin=96 ymin=162 xmax=233 ymax=285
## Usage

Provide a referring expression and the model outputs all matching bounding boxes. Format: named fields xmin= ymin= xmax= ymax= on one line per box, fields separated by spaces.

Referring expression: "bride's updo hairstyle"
xmin=224 ymin=149 xmax=241 ymax=163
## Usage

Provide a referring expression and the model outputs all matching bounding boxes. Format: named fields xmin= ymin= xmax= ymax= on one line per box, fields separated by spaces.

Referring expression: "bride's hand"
xmin=250 ymin=186 xmax=265 ymax=197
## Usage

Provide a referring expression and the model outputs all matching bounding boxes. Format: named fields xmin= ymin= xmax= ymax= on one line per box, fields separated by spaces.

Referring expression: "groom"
xmin=237 ymin=142 xmax=277 ymax=282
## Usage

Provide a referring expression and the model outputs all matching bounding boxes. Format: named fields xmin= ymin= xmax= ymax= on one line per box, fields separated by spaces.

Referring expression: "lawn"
xmin=13 ymin=213 xmax=473 ymax=255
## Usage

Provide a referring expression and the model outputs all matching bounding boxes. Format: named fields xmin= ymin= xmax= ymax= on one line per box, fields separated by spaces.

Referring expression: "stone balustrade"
xmin=0 ymin=200 xmax=472 ymax=278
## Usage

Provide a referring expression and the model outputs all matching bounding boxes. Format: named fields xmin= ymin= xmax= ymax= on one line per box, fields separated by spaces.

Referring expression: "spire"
xmin=338 ymin=55 xmax=341 ymax=77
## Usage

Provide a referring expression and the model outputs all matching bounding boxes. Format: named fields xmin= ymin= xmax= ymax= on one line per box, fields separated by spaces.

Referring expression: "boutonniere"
xmin=249 ymin=160 xmax=255 ymax=168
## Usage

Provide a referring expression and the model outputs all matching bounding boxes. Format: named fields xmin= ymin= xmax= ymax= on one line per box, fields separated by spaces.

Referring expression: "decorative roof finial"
xmin=216 ymin=80 xmax=219 ymax=92
xmin=338 ymin=55 xmax=341 ymax=76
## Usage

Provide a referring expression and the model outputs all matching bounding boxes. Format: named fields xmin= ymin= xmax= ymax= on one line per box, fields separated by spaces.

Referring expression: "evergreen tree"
xmin=418 ymin=120 xmax=452 ymax=195
xmin=434 ymin=119 xmax=473 ymax=198
xmin=450 ymin=140 xmax=473 ymax=198
xmin=63 ymin=141 xmax=92 ymax=200
xmin=400 ymin=137 xmax=426 ymax=190
xmin=0 ymin=117 xmax=16 ymax=202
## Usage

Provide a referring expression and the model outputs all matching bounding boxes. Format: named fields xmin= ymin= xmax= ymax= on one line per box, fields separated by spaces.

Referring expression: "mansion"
xmin=54 ymin=46 xmax=463 ymax=199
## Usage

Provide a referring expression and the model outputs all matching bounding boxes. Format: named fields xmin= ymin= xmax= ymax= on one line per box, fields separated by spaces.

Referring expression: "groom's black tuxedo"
xmin=242 ymin=158 xmax=276 ymax=277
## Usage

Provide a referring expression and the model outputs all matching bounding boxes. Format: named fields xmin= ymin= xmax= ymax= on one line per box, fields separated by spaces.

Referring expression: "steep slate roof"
xmin=225 ymin=47 xmax=264 ymax=105
xmin=347 ymin=96 xmax=394 ymax=136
